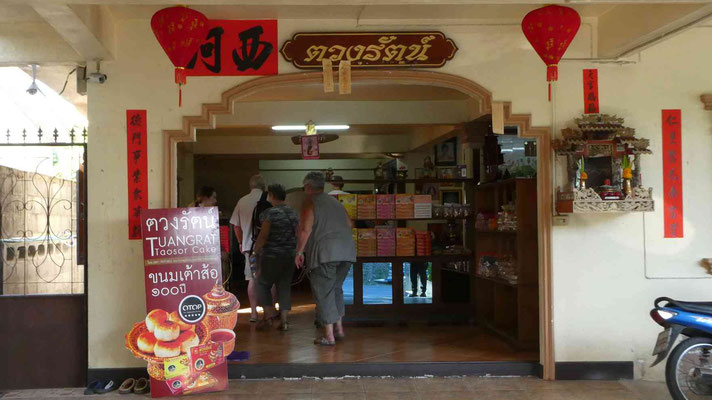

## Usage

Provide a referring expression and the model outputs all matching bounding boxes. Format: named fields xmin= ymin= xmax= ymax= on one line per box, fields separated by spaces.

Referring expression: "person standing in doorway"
xmin=230 ymin=174 xmax=268 ymax=322
xmin=327 ymin=175 xmax=349 ymax=196
xmin=251 ymin=184 xmax=299 ymax=331
xmin=409 ymin=262 xmax=428 ymax=297
xmin=191 ymin=186 xmax=217 ymax=208
xmin=295 ymin=172 xmax=356 ymax=346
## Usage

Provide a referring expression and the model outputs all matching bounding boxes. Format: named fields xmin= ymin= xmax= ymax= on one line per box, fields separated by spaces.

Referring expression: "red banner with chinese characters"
xmin=583 ymin=69 xmax=599 ymax=114
xmin=184 ymin=20 xmax=278 ymax=77
xmin=125 ymin=207 xmax=232 ymax=397
xmin=127 ymin=110 xmax=148 ymax=240
xmin=662 ymin=109 xmax=683 ymax=238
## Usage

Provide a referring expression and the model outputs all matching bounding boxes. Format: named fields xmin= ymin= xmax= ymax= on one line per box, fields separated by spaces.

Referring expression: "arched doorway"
xmin=163 ymin=70 xmax=554 ymax=379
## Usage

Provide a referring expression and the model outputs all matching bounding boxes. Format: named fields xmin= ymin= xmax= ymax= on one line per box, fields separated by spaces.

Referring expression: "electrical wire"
xmin=58 ymin=68 xmax=76 ymax=96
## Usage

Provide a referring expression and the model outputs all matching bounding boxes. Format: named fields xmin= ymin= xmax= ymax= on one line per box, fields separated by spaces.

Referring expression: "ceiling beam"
xmin=32 ymin=3 xmax=113 ymax=62
xmin=597 ymin=4 xmax=712 ymax=58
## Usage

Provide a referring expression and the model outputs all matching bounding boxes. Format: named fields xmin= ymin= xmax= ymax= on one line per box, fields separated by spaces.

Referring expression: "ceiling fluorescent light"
xmin=272 ymin=124 xmax=349 ymax=131
xmin=315 ymin=125 xmax=349 ymax=130
xmin=272 ymin=125 xmax=306 ymax=131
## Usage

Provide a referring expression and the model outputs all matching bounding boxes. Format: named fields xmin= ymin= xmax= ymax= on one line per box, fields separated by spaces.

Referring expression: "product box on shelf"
xmin=415 ymin=230 xmax=432 ymax=256
xmin=376 ymin=194 xmax=395 ymax=219
xmin=396 ymin=227 xmax=415 ymax=256
xmin=376 ymin=226 xmax=396 ymax=257
xmin=395 ymin=194 xmax=414 ymax=219
xmin=357 ymin=194 xmax=376 ymax=219
xmin=338 ymin=194 xmax=357 ymax=219
xmin=413 ymin=195 xmax=433 ymax=219
xmin=357 ymin=228 xmax=378 ymax=257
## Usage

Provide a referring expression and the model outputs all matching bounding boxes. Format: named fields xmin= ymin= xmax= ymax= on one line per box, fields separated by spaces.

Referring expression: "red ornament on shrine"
xmin=150 ymin=6 xmax=209 ymax=106
xmin=521 ymin=5 xmax=581 ymax=100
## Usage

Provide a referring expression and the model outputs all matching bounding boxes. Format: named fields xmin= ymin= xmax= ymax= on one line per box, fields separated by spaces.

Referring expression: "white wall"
xmin=86 ymin=16 xmax=712 ymax=380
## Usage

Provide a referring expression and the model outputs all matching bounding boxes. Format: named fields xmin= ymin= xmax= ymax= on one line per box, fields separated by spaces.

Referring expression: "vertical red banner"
xmin=662 ymin=109 xmax=683 ymax=238
xmin=127 ymin=110 xmax=149 ymax=240
xmin=583 ymin=69 xmax=599 ymax=114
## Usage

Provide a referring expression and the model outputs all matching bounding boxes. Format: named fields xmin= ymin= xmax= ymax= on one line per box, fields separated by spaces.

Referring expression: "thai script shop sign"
xmin=125 ymin=207 xmax=237 ymax=397
xmin=280 ymin=32 xmax=458 ymax=69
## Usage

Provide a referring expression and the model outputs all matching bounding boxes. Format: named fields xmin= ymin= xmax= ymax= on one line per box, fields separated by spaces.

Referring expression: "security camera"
xmin=87 ymin=72 xmax=107 ymax=84
xmin=26 ymin=81 xmax=39 ymax=95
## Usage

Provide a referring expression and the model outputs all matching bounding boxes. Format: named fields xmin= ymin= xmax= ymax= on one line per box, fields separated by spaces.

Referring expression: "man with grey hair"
xmin=295 ymin=171 xmax=356 ymax=346
xmin=231 ymin=173 xmax=267 ymax=322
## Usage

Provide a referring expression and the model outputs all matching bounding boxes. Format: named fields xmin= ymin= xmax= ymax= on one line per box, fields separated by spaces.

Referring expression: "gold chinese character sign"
xmin=280 ymin=32 xmax=458 ymax=69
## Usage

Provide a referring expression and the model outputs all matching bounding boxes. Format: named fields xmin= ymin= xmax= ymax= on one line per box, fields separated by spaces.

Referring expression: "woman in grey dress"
xmin=295 ymin=172 xmax=356 ymax=346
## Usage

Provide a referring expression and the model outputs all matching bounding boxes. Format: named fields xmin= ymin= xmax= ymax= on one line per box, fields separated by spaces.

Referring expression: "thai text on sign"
xmin=280 ymin=32 xmax=458 ymax=69
xmin=127 ymin=110 xmax=148 ymax=240
xmin=662 ymin=109 xmax=683 ymax=238
xmin=185 ymin=20 xmax=278 ymax=76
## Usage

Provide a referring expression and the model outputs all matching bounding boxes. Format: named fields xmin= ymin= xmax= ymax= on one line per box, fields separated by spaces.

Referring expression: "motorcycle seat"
xmin=656 ymin=297 xmax=712 ymax=315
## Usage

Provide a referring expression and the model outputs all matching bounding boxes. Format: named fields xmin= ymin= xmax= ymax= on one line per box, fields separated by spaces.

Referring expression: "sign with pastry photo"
xmin=125 ymin=207 xmax=237 ymax=397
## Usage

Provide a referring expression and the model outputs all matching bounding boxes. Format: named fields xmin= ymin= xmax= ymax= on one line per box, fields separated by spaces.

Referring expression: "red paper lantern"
xmin=151 ymin=6 xmax=209 ymax=106
xmin=521 ymin=5 xmax=581 ymax=100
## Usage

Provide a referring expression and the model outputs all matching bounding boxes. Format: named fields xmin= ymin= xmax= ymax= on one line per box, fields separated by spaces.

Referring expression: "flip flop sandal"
xmin=249 ymin=317 xmax=258 ymax=323
xmin=96 ymin=380 xmax=117 ymax=394
xmin=133 ymin=378 xmax=150 ymax=394
xmin=119 ymin=378 xmax=135 ymax=394
xmin=256 ymin=318 xmax=273 ymax=331
xmin=334 ymin=333 xmax=345 ymax=341
xmin=279 ymin=322 xmax=289 ymax=332
xmin=84 ymin=380 xmax=102 ymax=395
xmin=313 ymin=337 xmax=336 ymax=346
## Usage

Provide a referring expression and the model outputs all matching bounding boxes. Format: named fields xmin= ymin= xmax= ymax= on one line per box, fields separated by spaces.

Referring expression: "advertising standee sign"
xmin=125 ymin=207 xmax=238 ymax=397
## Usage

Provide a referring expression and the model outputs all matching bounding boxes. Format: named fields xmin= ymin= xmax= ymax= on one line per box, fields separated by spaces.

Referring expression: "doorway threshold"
xmin=228 ymin=361 xmax=542 ymax=380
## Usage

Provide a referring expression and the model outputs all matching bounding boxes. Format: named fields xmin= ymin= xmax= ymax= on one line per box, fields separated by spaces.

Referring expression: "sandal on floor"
xmin=256 ymin=318 xmax=273 ymax=331
xmin=133 ymin=377 xmax=150 ymax=394
xmin=314 ymin=337 xmax=336 ymax=346
xmin=334 ymin=333 xmax=345 ymax=341
xmin=279 ymin=322 xmax=289 ymax=332
xmin=119 ymin=378 xmax=135 ymax=394
xmin=249 ymin=316 xmax=258 ymax=323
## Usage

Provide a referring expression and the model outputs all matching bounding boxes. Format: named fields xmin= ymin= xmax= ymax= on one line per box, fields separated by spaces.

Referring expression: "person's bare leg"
xmin=334 ymin=319 xmax=344 ymax=337
xmin=323 ymin=323 xmax=335 ymax=342
xmin=248 ymin=279 xmax=258 ymax=320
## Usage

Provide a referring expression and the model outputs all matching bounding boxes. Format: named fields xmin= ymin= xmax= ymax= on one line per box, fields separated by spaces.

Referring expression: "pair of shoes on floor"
xmin=408 ymin=293 xmax=418 ymax=297
xmin=117 ymin=378 xmax=149 ymax=395
xmin=84 ymin=380 xmax=117 ymax=395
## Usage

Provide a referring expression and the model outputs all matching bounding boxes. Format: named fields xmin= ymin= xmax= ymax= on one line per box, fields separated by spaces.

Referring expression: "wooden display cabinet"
xmin=473 ymin=178 xmax=538 ymax=350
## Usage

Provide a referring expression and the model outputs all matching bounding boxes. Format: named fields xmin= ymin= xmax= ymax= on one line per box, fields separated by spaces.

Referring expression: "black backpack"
xmin=249 ymin=191 xmax=272 ymax=253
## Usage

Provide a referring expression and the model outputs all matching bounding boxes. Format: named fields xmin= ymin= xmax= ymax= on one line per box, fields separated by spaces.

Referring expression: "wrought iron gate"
xmin=0 ymin=128 xmax=87 ymax=296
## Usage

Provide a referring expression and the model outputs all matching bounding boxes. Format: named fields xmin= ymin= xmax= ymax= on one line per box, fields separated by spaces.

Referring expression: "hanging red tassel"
xmin=175 ymin=67 xmax=186 ymax=107
xmin=547 ymin=65 xmax=558 ymax=82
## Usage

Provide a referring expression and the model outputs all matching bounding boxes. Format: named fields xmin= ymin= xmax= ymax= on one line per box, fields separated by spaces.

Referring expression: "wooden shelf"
xmin=328 ymin=178 xmax=474 ymax=184
xmin=475 ymin=275 xmax=518 ymax=288
xmin=357 ymin=254 xmax=473 ymax=262
xmin=353 ymin=216 xmax=472 ymax=221
xmin=475 ymin=229 xmax=517 ymax=235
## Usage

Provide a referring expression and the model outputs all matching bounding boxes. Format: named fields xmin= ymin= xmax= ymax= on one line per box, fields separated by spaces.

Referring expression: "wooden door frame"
xmin=162 ymin=70 xmax=555 ymax=379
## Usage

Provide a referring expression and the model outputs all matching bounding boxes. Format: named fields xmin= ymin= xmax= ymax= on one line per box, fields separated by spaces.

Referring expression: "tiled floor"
xmin=233 ymin=294 xmax=537 ymax=364
xmin=0 ymin=377 xmax=671 ymax=399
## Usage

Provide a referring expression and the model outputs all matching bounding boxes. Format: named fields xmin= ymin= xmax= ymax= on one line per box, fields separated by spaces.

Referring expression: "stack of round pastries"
xmin=137 ymin=309 xmax=199 ymax=358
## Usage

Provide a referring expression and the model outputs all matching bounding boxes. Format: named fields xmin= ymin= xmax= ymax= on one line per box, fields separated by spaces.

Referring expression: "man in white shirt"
xmin=327 ymin=175 xmax=349 ymax=196
xmin=230 ymin=174 xmax=266 ymax=322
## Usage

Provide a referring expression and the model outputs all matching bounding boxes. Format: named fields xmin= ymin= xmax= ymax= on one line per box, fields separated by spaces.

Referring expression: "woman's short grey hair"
xmin=303 ymin=171 xmax=325 ymax=189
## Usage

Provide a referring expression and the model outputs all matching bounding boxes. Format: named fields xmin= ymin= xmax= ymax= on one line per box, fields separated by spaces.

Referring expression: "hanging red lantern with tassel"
xmin=521 ymin=5 xmax=581 ymax=101
xmin=151 ymin=6 xmax=209 ymax=107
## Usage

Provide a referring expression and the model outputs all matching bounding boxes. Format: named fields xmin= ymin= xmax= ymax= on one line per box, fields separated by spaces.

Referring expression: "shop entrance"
xmin=0 ymin=131 xmax=88 ymax=389
xmin=166 ymin=70 xmax=553 ymax=378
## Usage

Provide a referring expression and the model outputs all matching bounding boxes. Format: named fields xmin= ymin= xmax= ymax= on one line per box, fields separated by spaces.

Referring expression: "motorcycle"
xmin=651 ymin=297 xmax=712 ymax=399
